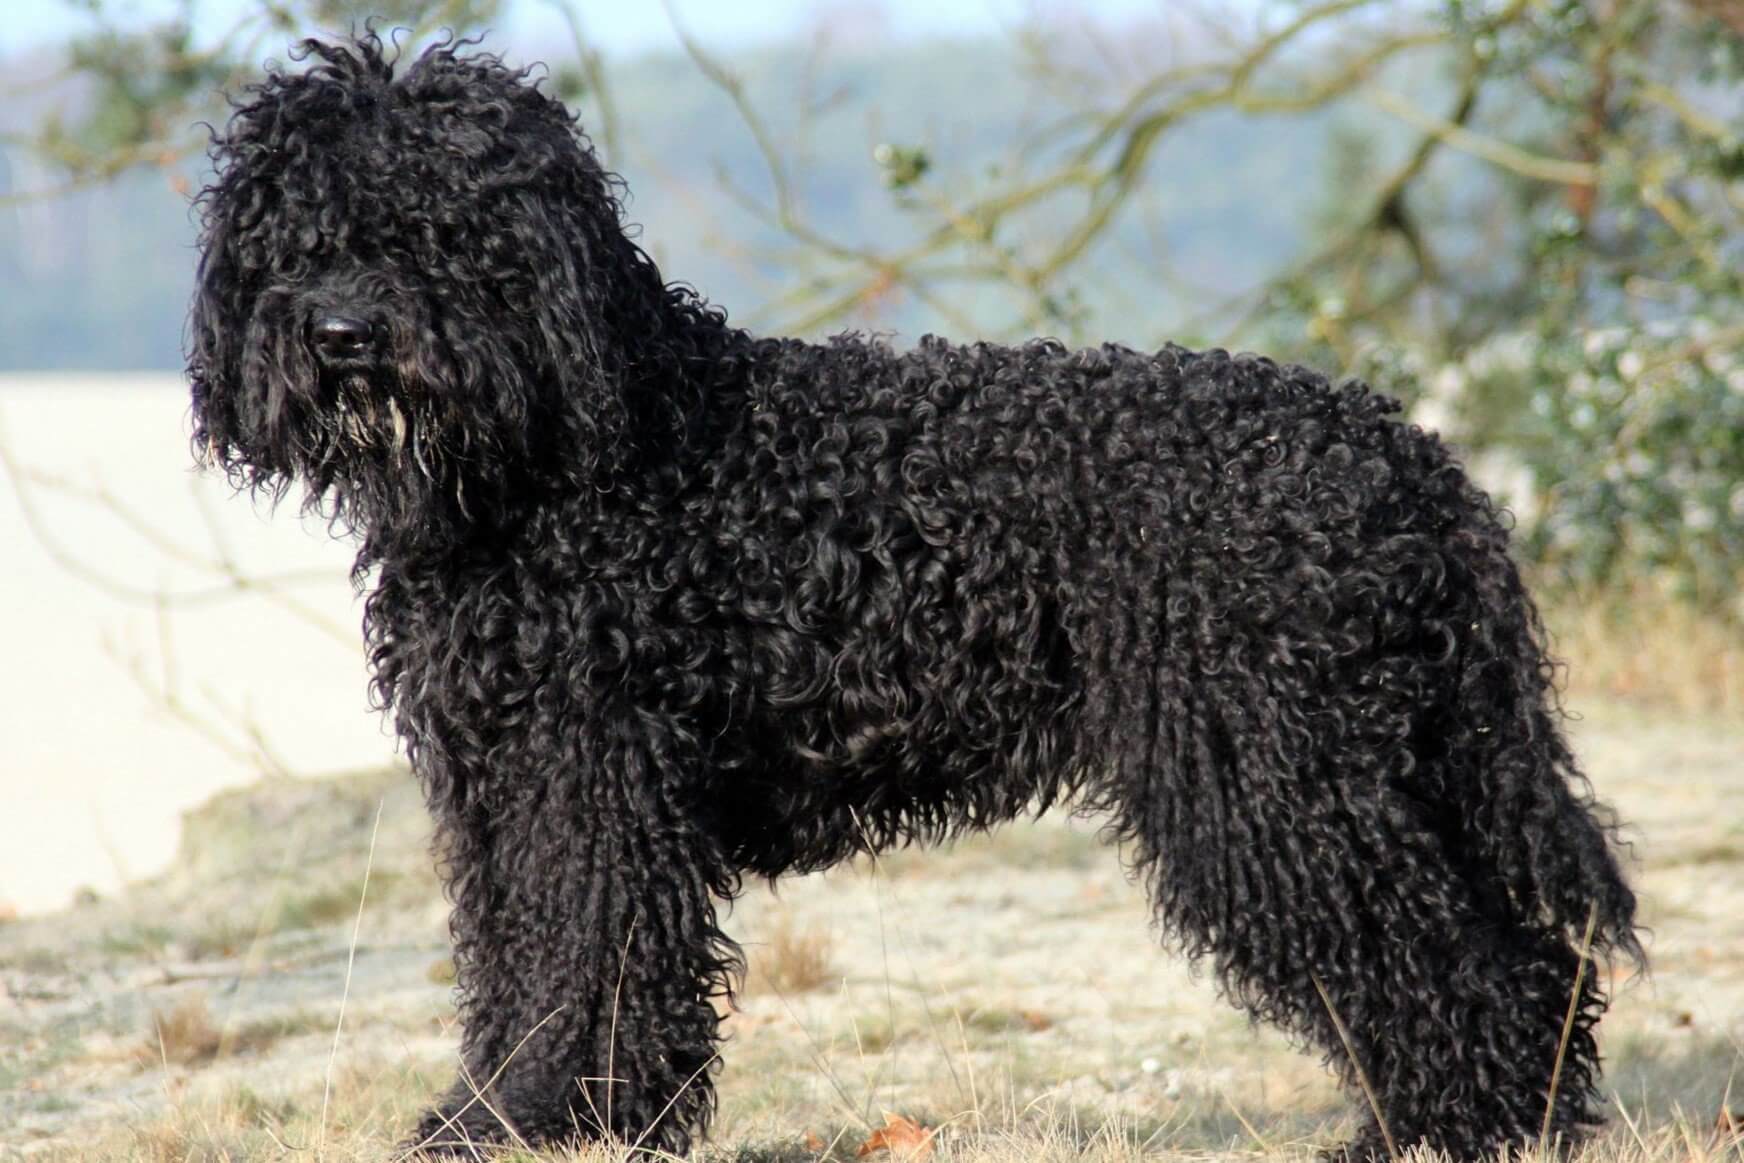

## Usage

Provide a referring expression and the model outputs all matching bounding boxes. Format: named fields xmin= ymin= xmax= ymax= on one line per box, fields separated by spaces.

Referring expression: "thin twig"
xmin=1541 ymin=902 xmax=1601 ymax=1149
xmin=542 ymin=0 xmax=620 ymax=162
xmin=1311 ymin=971 xmax=1400 ymax=1163
xmin=401 ymin=1006 xmax=565 ymax=1158
xmin=319 ymin=797 xmax=384 ymax=1151
xmin=662 ymin=0 xmax=801 ymax=230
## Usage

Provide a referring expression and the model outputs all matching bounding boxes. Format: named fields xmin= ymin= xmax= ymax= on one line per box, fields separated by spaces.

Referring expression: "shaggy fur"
xmin=189 ymin=35 xmax=1640 ymax=1161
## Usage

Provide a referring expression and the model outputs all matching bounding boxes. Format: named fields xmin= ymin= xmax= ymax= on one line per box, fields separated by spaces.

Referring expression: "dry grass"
xmin=139 ymin=994 xmax=226 ymax=1068
xmin=39 ymin=1062 xmax=1744 ymax=1163
xmin=135 ymin=993 xmax=323 ymax=1070
xmin=747 ymin=914 xmax=839 ymax=996
xmin=20 ymin=913 xmax=1744 ymax=1163
xmin=1542 ymin=587 xmax=1744 ymax=715
xmin=47 ymin=1056 xmax=438 ymax=1163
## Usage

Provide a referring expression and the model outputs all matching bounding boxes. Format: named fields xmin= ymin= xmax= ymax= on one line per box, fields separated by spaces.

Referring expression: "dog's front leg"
xmin=406 ymin=718 xmax=739 ymax=1159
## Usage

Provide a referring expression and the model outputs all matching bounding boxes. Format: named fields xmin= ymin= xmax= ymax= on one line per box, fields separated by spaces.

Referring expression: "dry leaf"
xmin=856 ymin=1112 xmax=935 ymax=1159
xmin=804 ymin=1129 xmax=828 ymax=1153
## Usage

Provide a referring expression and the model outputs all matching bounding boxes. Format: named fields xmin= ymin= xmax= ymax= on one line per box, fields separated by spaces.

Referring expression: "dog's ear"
xmin=187 ymin=216 xmax=244 ymax=475
xmin=508 ymin=184 xmax=638 ymax=485
xmin=390 ymin=42 xmax=656 ymax=484
xmin=187 ymin=188 xmax=292 ymax=487
xmin=188 ymin=228 xmax=319 ymax=494
xmin=470 ymin=109 xmax=700 ymax=487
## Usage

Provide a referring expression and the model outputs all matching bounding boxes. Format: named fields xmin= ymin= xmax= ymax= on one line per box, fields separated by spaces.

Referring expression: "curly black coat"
xmin=189 ymin=35 xmax=1640 ymax=1162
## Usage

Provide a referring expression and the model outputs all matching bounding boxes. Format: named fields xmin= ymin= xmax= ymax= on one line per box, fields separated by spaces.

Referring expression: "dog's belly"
xmin=702 ymin=592 xmax=1097 ymax=877
xmin=707 ymin=737 xmax=1059 ymax=878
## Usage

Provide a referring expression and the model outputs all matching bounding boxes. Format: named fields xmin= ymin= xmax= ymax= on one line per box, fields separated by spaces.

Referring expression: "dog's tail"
xmin=1443 ymin=495 xmax=1643 ymax=966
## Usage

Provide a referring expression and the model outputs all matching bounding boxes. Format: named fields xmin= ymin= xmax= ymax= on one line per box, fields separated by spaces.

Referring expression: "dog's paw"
xmin=1316 ymin=1129 xmax=1395 ymax=1163
xmin=399 ymin=1102 xmax=520 ymax=1160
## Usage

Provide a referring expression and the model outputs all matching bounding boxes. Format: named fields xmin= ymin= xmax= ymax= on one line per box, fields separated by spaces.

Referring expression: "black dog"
xmin=189 ymin=35 xmax=1638 ymax=1161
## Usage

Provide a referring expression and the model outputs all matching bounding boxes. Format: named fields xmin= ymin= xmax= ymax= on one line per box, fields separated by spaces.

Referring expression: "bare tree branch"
xmin=1366 ymin=89 xmax=1599 ymax=185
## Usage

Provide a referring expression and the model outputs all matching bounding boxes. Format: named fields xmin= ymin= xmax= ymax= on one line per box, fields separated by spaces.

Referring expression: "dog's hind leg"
xmin=407 ymin=712 xmax=740 ymax=1158
xmin=1116 ymin=654 xmax=1619 ymax=1162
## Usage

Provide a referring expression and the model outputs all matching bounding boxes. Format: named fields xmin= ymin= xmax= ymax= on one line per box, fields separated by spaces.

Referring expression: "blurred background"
xmin=2 ymin=4 xmax=1743 ymax=1158
xmin=2 ymin=0 xmax=1741 ymax=914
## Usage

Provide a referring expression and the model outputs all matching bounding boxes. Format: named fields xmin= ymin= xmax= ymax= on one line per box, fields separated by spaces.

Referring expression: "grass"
xmin=748 ymin=915 xmax=839 ymax=996
xmin=98 ymin=922 xmax=175 ymax=958
xmin=38 ymin=1073 xmax=1744 ymax=1163
xmin=960 ymin=1006 xmax=1055 ymax=1036
xmin=16 ymin=903 xmax=1744 ymax=1163
xmin=1541 ymin=587 xmax=1744 ymax=716
xmin=1655 ymin=841 xmax=1744 ymax=869
xmin=140 ymin=994 xmax=227 ymax=1067
xmin=136 ymin=993 xmax=329 ymax=1069
xmin=181 ymin=918 xmax=261 ymax=961
xmin=0 ymin=944 xmax=70 ymax=974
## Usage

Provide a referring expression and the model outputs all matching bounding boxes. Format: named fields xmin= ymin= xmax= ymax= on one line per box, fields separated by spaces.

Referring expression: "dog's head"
xmin=189 ymin=33 xmax=711 ymax=537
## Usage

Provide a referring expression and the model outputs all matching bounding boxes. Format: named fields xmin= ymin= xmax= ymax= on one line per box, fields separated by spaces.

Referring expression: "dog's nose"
xmin=310 ymin=315 xmax=375 ymax=360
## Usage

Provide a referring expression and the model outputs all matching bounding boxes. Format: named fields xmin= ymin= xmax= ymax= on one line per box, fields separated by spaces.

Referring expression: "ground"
xmin=2 ymin=700 xmax=1741 ymax=1162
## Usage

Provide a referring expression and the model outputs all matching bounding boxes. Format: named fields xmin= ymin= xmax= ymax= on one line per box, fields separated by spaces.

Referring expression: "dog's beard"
xmin=331 ymin=380 xmax=411 ymax=460
xmin=283 ymin=367 xmax=476 ymax=527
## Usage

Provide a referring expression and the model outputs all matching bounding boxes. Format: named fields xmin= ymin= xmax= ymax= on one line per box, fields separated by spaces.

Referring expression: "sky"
xmin=6 ymin=0 xmax=1173 ymax=57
